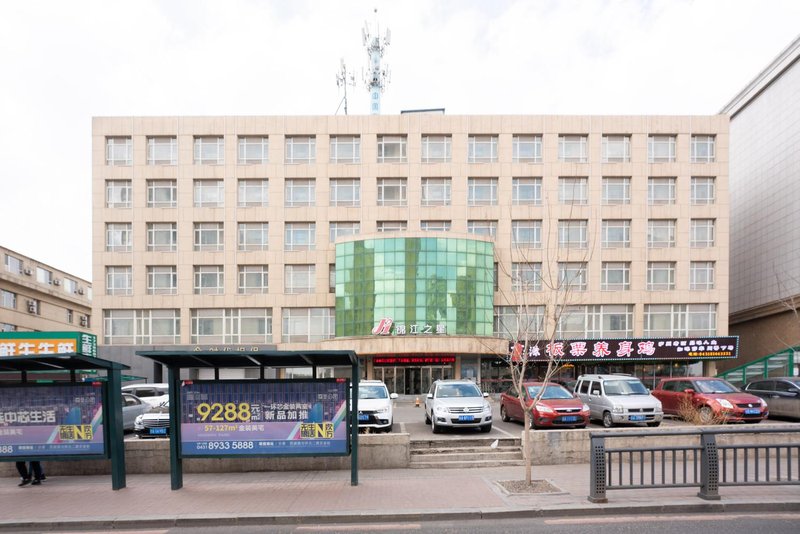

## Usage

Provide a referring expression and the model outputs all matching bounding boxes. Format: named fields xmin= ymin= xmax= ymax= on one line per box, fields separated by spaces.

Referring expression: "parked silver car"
xmin=424 ymin=379 xmax=492 ymax=433
xmin=744 ymin=377 xmax=800 ymax=420
xmin=121 ymin=383 xmax=169 ymax=408
xmin=121 ymin=393 xmax=150 ymax=431
xmin=575 ymin=374 xmax=663 ymax=428
xmin=134 ymin=401 xmax=170 ymax=438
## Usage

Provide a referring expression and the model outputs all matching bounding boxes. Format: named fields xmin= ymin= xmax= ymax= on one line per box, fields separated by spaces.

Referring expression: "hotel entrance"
xmin=371 ymin=355 xmax=456 ymax=395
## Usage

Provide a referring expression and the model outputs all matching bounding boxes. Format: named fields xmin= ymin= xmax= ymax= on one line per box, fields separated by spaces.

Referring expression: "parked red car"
xmin=651 ymin=377 xmax=768 ymax=424
xmin=500 ymin=382 xmax=590 ymax=429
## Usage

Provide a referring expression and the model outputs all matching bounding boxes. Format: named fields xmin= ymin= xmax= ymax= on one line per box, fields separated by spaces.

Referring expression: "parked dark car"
xmin=744 ymin=377 xmax=800 ymax=420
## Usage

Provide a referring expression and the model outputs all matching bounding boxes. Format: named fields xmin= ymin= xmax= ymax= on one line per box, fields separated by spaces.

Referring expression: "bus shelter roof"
xmin=135 ymin=349 xmax=358 ymax=369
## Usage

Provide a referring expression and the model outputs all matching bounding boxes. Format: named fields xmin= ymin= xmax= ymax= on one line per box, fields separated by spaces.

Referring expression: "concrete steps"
xmin=409 ymin=437 xmax=524 ymax=469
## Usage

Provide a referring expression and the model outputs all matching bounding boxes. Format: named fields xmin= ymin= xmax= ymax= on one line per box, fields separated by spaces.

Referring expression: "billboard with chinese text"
xmin=0 ymin=383 xmax=106 ymax=457
xmin=0 ymin=332 xmax=97 ymax=358
xmin=180 ymin=380 xmax=349 ymax=457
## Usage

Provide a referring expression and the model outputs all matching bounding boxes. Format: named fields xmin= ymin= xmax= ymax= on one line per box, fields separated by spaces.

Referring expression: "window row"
xmin=494 ymin=303 xmax=718 ymax=339
xmin=1 ymin=289 xmax=90 ymax=326
xmin=4 ymin=254 xmax=85 ymax=295
xmin=106 ymin=176 xmax=717 ymax=209
xmin=105 ymin=134 xmax=716 ymax=166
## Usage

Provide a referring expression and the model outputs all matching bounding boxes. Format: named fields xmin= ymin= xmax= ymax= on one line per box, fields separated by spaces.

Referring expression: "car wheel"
xmin=425 ymin=411 xmax=431 ymax=424
xmin=647 ymin=421 xmax=661 ymax=428
xmin=431 ymin=413 xmax=441 ymax=434
xmin=480 ymin=423 xmax=492 ymax=433
xmin=602 ymin=411 xmax=614 ymax=428
xmin=699 ymin=406 xmax=714 ymax=425
xmin=500 ymin=405 xmax=510 ymax=422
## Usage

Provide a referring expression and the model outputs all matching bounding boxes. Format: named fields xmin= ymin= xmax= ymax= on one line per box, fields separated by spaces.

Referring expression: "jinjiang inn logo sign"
xmin=372 ymin=318 xmax=447 ymax=336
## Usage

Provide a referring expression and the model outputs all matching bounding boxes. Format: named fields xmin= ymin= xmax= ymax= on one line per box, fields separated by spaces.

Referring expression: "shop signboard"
xmin=0 ymin=383 xmax=106 ymax=457
xmin=509 ymin=336 xmax=739 ymax=362
xmin=179 ymin=379 xmax=349 ymax=457
xmin=0 ymin=332 xmax=97 ymax=358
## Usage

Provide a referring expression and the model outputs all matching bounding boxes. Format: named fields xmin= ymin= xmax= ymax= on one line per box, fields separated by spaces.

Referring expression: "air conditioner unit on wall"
xmin=79 ymin=316 xmax=88 ymax=327
xmin=77 ymin=288 xmax=84 ymax=295
xmin=23 ymin=268 xmax=32 ymax=275
xmin=27 ymin=301 xmax=36 ymax=313
xmin=53 ymin=279 xmax=60 ymax=286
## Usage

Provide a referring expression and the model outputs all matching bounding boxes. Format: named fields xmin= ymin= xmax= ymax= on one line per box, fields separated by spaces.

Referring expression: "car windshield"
xmin=359 ymin=386 xmax=388 ymax=399
xmin=527 ymin=385 xmax=573 ymax=400
xmin=695 ymin=379 xmax=738 ymax=394
xmin=438 ymin=384 xmax=481 ymax=398
xmin=603 ymin=380 xmax=648 ymax=396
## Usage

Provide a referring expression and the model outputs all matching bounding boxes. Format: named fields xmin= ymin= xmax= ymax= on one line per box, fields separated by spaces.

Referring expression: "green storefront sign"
xmin=0 ymin=332 xmax=97 ymax=358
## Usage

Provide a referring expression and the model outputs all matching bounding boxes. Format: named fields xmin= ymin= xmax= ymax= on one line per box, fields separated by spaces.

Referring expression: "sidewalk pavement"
xmin=2 ymin=463 xmax=799 ymax=531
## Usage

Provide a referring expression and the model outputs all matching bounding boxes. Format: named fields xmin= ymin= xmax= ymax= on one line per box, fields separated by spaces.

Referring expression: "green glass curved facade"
xmin=335 ymin=237 xmax=494 ymax=337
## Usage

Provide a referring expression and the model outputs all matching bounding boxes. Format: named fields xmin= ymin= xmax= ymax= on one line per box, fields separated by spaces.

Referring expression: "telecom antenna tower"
xmin=362 ymin=9 xmax=390 ymax=115
xmin=335 ymin=59 xmax=356 ymax=115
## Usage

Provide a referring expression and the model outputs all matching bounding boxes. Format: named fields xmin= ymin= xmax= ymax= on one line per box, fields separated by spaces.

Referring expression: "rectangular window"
xmin=648 ymin=177 xmax=676 ymax=205
xmin=238 ymin=265 xmax=268 ymax=294
xmin=284 ymin=222 xmax=315 ymax=251
xmin=147 ymin=180 xmax=177 ymax=208
xmin=36 ymin=267 xmax=52 ymax=285
xmin=194 ymin=180 xmax=224 ymax=207
xmin=377 ymin=221 xmax=407 ymax=233
xmin=105 ymin=309 xmax=181 ymax=345
xmin=63 ymin=278 xmax=77 ymax=294
xmin=421 ymin=177 xmax=451 ymax=206
xmin=558 ymin=220 xmax=588 ymax=249
xmin=601 ymin=262 xmax=630 ymax=290
xmin=493 ymin=305 xmax=544 ymax=338
xmin=106 ymin=180 xmax=132 ymax=208
xmin=0 ymin=290 xmax=16 ymax=310
xmin=690 ymin=261 xmax=715 ymax=290
xmin=194 ymin=222 xmax=224 ymax=251
xmin=146 ymin=222 xmax=177 ymax=252
xmin=106 ymin=223 xmax=132 ymax=252
xmin=285 ymin=135 xmax=315 ymax=163
xmin=377 ymin=178 xmax=407 ymax=206
xmin=282 ymin=308 xmax=334 ymax=343
xmin=377 ymin=135 xmax=407 ymax=163
xmin=106 ymin=137 xmax=132 ymax=165
xmin=194 ymin=136 xmax=224 ymax=164
xmin=558 ymin=263 xmax=588 ymax=291
xmin=648 ymin=135 xmax=676 ymax=163
xmin=602 ymin=219 xmax=631 ymax=248
xmin=644 ymin=304 xmax=717 ymax=337
xmin=512 ymin=262 xmax=542 ymax=292
xmin=468 ymin=135 xmax=498 ymax=163
xmin=467 ymin=220 xmax=497 ymax=239
xmin=647 ymin=262 xmax=676 ymax=290
xmin=558 ymin=135 xmax=588 ymax=162
xmin=691 ymin=135 xmax=715 ymax=163
xmin=106 ymin=266 xmax=132 ymax=296
xmin=192 ymin=308 xmax=272 ymax=344
xmin=559 ymin=177 xmax=588 ymax=204
xmin=602 ymin=177 xmax=631 ymax=205
xmin=647 ymin=219 xmax=676 ymax=248
xmin=329 ymin=221 xmax=360 ymax=242
xmin=147 ymin=265 xmax=177 ymax=295
xmin=147 ymin=136 xmax=177 ymax=165
xmin=329 ymin=135 xmax=360 ymax=163
xmin=511 ymin=220 xmax=542 ymax=248
xmin=329 ymin=264 xmax=336 ymax=293
xmin=238 ymin=136 xmax=269 ymax=164
xmin=238 ymin=179 xmax=268 ymax=207
xmin=194 ymin=265 xmax=224 ymax=295
xmin=558 ymin=305 xmax=634 ymax=338
xmin=512 ymin=177 xmax=542 ymax=205
xmin=421 ymin=135 xmax=451 ymax=163
xmin=602 ymin=135 xmax=631 ymax=163
xmin=4 ymin=254 xmax=22 ymax=274
xmin=687 ymin=304 xmax=717 ymax=336
xmin=420 ymin=220 xmax=451 ymax=232
xmin=285 ymin=264 xmax=315 ymax=294
xmin=285 ymin=178 xmax=315 ymax=207
xmin=238 ymin=222 xmax=269 ymax=251
xmin=691 ymin=177 xmax=716 ymax=205
xmin=512 ymin=134 xmax=542 ymax=163
xmin=691 ymin=219 xmax=715 ymax=247
xmin=330 ymin=178 xmax=360 ymax=207
xmin=468 ymin=177 xmax=498 ymax=205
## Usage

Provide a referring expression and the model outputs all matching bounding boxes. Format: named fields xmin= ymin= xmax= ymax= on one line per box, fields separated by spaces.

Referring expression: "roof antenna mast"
xmin=335 ymin=59 xmax=356 ymax=115
xmin=362 ymin=8 xmax=391 ymax=115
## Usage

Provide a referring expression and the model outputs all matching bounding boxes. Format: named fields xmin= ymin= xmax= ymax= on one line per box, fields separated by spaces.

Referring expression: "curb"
xmin=2 ymin=501 xmax=799 ymax=532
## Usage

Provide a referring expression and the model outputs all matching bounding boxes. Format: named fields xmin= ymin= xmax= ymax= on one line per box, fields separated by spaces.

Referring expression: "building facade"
xmin=722 ymin=35 xmax=800 ymax=375
xmin=92 ymin=114 xmax=730 ymax=392
xmin=0 ymin=245 xmax=93 ymax=335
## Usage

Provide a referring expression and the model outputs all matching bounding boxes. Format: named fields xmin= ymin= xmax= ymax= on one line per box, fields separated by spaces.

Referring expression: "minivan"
xmin=575 ymin=374 xmax=663 ymax=428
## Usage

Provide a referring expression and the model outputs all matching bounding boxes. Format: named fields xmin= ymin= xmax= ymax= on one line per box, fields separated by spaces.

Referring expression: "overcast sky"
xmin=1 ymin=0 xmax=798 ymax=281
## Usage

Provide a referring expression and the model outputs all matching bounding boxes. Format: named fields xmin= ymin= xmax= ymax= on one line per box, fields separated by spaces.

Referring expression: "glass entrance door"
xmin=374 ymin=365 xmax=454 ymax=395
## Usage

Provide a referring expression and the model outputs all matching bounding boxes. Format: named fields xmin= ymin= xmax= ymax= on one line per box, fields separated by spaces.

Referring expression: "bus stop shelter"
xmin=135 ymin=349 xmax=360 ymax=490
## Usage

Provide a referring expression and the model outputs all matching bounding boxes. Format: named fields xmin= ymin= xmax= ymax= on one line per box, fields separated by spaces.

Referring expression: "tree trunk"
xmin=523 ymin=410 xmax=532 ymax=485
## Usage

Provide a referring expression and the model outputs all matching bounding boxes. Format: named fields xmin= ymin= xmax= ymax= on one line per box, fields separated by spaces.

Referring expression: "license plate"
xmin=744 ymin=409 xmax=760 ymax=415
xmin=458 ymin=415 xmax=474 ymax=422
xmin=561 ymin=416 xmax=578 ymax=423
xmin=149 ymin=427 xmax=167 ymax=435
xmin=358 ymin=414 xmax=370 ymax=421
xmin=629 ymin=415 xmax=646 ymax=421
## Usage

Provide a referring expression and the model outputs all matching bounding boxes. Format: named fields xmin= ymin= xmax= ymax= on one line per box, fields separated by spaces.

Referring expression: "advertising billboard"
xmin=0 ymin=383 xmax=106 ymax=457
xmin=180 ymin=380 xmax=349 ymax=457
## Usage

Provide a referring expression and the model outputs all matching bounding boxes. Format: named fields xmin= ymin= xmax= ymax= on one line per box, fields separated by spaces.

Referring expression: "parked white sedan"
xmin=121 ymin=393 xmax=151 ymax=431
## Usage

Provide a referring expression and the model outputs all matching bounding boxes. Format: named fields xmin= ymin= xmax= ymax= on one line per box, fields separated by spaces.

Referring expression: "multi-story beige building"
xmin=1 ymin=245 xmax=93 ymax=334
xmin=92 ymin=114 xmax=731 ymax=392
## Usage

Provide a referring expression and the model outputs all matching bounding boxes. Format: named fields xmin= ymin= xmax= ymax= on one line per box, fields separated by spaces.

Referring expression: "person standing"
xmin=15 ymin=461 xmax=44 ymax=487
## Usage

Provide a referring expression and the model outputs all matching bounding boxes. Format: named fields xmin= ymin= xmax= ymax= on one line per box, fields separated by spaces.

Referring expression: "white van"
xmin=575 ymin=374 xmax=663 ymax=428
